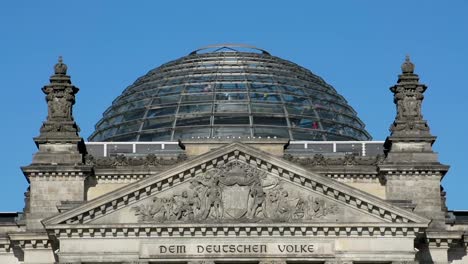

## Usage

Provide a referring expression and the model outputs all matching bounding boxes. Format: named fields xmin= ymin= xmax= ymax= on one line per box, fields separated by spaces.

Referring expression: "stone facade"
xmin=0 ymin=56 xmax=467 ymax=264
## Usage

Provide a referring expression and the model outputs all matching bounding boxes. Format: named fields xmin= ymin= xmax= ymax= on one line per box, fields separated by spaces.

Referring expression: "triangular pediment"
xmin=43 ymin=143 xmax=429 ymax=228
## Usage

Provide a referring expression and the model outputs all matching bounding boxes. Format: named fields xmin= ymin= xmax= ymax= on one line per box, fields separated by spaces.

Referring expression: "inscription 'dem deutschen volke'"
xmin=158 ymin=243 xmax=315 ymax=255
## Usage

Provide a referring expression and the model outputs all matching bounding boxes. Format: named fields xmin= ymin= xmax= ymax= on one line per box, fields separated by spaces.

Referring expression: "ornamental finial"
xmin=401 ymin=55 xmax=415 ymax=74
xmin=54 ymin=56 xmax=68 ymax=75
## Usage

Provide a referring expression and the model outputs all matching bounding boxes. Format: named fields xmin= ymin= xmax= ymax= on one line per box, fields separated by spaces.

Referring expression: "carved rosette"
xmin=132 ymin=160 xmax=339 ymax=223
xmin=36 ymin=56 xmax=81 ymax=143
xmin=389 ymin=56 xmax=431 ymax=137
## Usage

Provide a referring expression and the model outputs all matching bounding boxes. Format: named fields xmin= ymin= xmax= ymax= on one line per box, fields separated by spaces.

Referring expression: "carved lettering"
xmin=142 ymin=242 xmax=329 ymax=258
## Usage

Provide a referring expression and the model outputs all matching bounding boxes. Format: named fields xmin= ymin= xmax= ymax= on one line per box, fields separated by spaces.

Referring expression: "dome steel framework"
xmin=89 ymin=45 xmax=371 ymax=142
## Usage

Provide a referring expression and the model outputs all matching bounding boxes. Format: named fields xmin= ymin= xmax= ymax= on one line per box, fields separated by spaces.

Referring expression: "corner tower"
xmin=21 ymin=57 xmax=92 ymax=231
xmin=380 ymin=56 xmax=449 ymax=227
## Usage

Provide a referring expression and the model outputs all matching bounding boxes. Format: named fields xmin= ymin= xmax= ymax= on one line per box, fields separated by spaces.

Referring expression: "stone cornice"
xmin=46 ymin=222 xmax=426 ymax=239
xmin=43 ymin=143 xmax=430 ymax=226
xmin=8 ymin=232 xmax=52 ymax=250
xmin=426 ymin=230 xmax=464 ymax=248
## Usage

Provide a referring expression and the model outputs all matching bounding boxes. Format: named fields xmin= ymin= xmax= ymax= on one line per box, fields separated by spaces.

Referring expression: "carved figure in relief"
xmin=247 ymin=181 xmax=266 ymax=219
xmin=132 ymin=160 xmax=339 ymax=223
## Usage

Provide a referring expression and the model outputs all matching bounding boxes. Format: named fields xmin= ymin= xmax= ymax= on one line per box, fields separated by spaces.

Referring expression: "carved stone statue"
xmin=36 ymin=56 xmax=81 ymax=142
xmin=389 ymin=56 xmax=431 ymax=137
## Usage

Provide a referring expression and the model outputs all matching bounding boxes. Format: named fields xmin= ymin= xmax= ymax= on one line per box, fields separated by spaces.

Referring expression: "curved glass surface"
xmin=89 ymin=48 xmax=371 ymax=142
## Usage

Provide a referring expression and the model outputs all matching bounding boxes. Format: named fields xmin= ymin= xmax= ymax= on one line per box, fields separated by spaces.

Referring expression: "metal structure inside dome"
xmin=190 ymin=44 xmax=271 ymax=55
xmin=89 ymin=47 xmax=372 ymax=142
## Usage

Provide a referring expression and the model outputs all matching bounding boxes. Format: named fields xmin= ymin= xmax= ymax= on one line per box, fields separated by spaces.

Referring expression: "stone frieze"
xmin=132 ymin=160 xmax=338 ymax=223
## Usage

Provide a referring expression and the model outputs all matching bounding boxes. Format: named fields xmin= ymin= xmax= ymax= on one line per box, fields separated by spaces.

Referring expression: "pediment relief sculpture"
xmin=132 ymin=160 xmax=339 ymax=223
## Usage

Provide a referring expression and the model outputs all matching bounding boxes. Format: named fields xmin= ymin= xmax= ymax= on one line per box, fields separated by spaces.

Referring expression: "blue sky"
xmin=0 ymin=1 xmax=467 ymax=211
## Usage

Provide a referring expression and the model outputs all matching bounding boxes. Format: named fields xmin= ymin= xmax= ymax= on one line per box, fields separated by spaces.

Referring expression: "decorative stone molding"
xmin=85 ymin=153 xmax=187 ymax=168
xmin=47 ymin=223 xmax=424 ymax=239
xmin=24 ymin=170 xmax=89 ymax=181
xmin=426 ymin=231 xmax=464 ymax=248
xmin=9 ymin=233 xmax=52 ymax=250
xmin=0 ymin=237 xmax=12 ymax=253
xmin=284 ymin=153 xmax=384 ymax=167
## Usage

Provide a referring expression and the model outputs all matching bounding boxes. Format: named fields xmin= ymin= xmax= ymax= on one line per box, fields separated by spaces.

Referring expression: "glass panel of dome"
xmin=181 ymin=93 xmax=213 ymax=103
xmin=116 ymin=122 xmax=142 ymax=135
xmin=147 ymin=106 xmax=177 ymax=118
xmin=174 ymin=127 xmax=210 ymax=140
xmin=292 ymin=129 xmax=325 ymax=141
xmin=246 ymin=75 xmax=273 ymax=83
xmin=188 ymin=75 xmax=216 ymax=82
xmin=282 ymin=94 xmax=309 ymax=105
xmin=289 ymin=117 xmax=319 ymax=129
xmin=251 ymin=103 xmax=284 ymax=114
xmin=216 ymin=75 xmax=245 ymax=82
xmin=185 ymin=85 xmax=207 ymax=93
xmin=122 ymin=109 xmax=146 ymax=122
xmin=165 ymin=78 xmax=185 ymax=86
xmin=212 ymin=127 xmax=251 ymax=137
xmin=326 ymin=134 xmax=351 ymax=141
xmin=322 ymin=122 xmax=345 ymax=135
xmin=151 ymin=95 xmax=180 ymax=105
xmin=214 ymin=115 xmax=250 ymax=125
xmin=139 ymin=129 xmax=172 ymax=141
xmin=316 ymin=109 xmax=335 ymax=120
xmin=158 ymin=86 xmax=183 ymax=96
xmin=215 ymin=83 xmax=247 ymax=91
xmin=214 ymin=103 xmax=248 ymax=113
xmin=112 ymin=134 xmax=138 ymax=142
xmin=178 ymin=104 xmax=212 ymax=114
xmin=282 ymin=86 xmax=306 ymax=96
xmin=253 ymin=116 xmax=287 ymax=126
xmin=286 ymin=105 xmax=304 ymax=115
xmin=100 ymin=127 xmax=117 ymax=139
xmin=250 ymin=84 xmax=278 ymax=93
xmin=215 ymin=92 xmax=247 ymax=101
xmin=250 ymin=93 xmax=281 ymax=102
xmin=253 ymin=127 xmax=290 ymax=138
xmin=176 ymin=115 xmax=211 ymax=127
xmin=142 ymin=116 xmax=175 ymax=130
xmin=127 ymin=98 xmax=151 ymax=109
xmin=105 ymin=115 xmax=123 ymax=125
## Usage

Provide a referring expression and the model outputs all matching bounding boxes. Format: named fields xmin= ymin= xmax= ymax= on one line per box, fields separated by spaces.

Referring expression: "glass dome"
xmin=89 ymin=45 xmax=371 ymax=142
